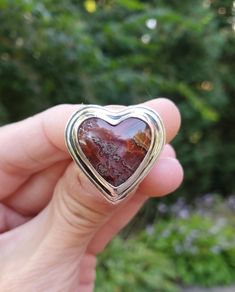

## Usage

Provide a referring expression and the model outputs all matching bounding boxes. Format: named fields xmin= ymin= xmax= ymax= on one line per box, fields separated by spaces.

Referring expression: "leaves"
xmin=96 ymin=196 xmax=235 ymax=290
xmin=96 ymin=238 xmax=179 ymax=292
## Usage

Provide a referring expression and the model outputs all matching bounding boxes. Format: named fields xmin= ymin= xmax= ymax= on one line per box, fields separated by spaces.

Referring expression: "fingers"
xmin=0 ymin=98 xmax=182 ymax=241
xmin=3 ymin=160 xmax=70 ymax=216
xmin=0 ymin=105 xmax=74 ymax=172
xmin=0 ymin=97 xmax=179 ymax=174
xmin=3 ymin=144 xmax=176 ymax=217
xmin=0 ymin=97 xmax=180 ymax=203
xmin=0 ymin=104 xmax=77 ymax=199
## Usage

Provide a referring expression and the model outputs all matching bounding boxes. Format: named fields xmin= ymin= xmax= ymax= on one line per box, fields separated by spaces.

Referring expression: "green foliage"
xmin=147 ymin=215 xmax=235 ymax=286
xmin=96 ymin=197 xmax=235 ymax=290
xmin=96 ymin=238 xmax=179 ymax=292
xmin=0 ymin=1 xmax=235 ymax=197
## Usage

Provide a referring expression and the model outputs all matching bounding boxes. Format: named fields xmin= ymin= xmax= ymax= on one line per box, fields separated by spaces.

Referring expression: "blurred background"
xmin=0 ymin=0 xmax=235 ymax=291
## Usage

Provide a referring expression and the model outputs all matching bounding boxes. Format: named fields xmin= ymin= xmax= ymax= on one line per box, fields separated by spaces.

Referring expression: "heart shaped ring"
xmin=65 ymin=105 xmax=166 ymax=203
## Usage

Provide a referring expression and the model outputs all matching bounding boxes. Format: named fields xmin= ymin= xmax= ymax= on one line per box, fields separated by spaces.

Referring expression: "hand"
xmin=0 ymin=98 xmax=183 ymax=292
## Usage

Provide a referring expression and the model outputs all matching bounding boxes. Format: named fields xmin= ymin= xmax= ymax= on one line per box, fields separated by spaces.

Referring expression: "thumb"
xmin=0 ymin=163 xmax=119 ymax=291
xmin=0 ymin=162 xmax=118 ymax=291
xmin=46 ymin=161 xmax=119 ymax=250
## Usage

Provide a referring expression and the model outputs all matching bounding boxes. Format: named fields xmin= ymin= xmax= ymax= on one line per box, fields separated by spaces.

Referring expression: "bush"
xmin=96 ymin=196 xmax=235 ymax=290
xmin=96 ymin=238 xmax=179 ymax=292
xmin=147 ymin=215 xmax=235 ymax=286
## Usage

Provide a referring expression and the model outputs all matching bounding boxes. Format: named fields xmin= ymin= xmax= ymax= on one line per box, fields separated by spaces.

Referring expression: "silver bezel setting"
xmin=65 ymin=105 xmax=166 ymax=203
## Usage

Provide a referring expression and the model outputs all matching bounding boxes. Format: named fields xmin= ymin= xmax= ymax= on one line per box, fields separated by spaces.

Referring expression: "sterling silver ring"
xmin=65 ymin=105 xmax=166 ymax=203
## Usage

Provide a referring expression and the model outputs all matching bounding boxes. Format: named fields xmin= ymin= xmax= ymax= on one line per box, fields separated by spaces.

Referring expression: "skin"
xmin=0 ymin=98 xmax=183 ymax=292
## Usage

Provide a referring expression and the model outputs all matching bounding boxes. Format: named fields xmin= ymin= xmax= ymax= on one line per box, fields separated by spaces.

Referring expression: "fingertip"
xmin=42 ymin=104 xmax=81 ymax=152
xmin=139 ymin=157 xmax=184 ymax=197
xmin=160 ymin=144 xmax=176 ymax=158
xmin=144 ymin=98 xmax=181 ymax=143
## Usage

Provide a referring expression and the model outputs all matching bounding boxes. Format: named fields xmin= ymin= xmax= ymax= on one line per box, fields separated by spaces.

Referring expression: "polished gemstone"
xmin=78 ymin=117 xmax=151 ymax=187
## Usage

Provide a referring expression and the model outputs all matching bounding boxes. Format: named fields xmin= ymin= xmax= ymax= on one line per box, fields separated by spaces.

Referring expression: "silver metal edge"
xmin=65 ymin=105 xmax=166 ymax=203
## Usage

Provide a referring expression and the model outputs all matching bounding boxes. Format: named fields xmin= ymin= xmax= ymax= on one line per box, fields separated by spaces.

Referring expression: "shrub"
xmin=96 ymin=237 xmax=179 ymax=292
xmin=96 ymin=196 xmax=235 ymax=290
xmin=146 ymin=215 xmax=235 ymax=286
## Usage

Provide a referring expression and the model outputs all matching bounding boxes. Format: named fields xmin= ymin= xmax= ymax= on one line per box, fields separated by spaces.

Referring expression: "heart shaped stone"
xmin=78 ymin=117 xmax=151 ymax=187
xmin=65 ymin=105 xmax=165 ymax=203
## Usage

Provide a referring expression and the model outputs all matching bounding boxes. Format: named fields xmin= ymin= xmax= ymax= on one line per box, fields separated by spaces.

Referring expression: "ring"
xmin=65 ymin=105 xmax=166 ymax=203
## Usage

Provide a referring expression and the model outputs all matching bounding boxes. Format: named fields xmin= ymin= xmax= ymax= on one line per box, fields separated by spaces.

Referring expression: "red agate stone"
xmin=78 ymin=117 xmax=151 ymax=187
